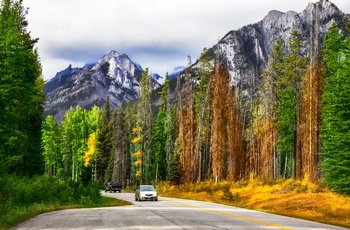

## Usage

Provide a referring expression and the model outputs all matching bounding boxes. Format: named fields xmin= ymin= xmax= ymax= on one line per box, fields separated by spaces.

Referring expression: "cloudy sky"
xmin=23 ymin=0 xmax=350 ymax=81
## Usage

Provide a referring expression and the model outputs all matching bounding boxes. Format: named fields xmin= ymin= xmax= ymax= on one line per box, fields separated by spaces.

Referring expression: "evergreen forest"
xmin=1 ymin=0 xmax=350 ymax=197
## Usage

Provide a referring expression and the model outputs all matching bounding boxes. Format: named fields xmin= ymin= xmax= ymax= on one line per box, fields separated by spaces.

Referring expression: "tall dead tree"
xmin=177 ymin=56 xmax=197 ymax=183
xmin=296 ymin=6 xmax=322 ymax=182
xmin=210 ymin=64 xmax=227 ymax=182
xmin=226 ymin=85 xmax=246 ymax=181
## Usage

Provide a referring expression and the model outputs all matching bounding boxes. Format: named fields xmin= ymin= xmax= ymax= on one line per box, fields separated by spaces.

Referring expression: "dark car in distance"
xmin=105 ymin=181 xmax=122 ymax=193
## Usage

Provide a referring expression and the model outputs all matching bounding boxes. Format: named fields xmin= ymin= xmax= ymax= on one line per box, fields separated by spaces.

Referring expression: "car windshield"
xmin=140 ymin=185 xmax=155 ymax=191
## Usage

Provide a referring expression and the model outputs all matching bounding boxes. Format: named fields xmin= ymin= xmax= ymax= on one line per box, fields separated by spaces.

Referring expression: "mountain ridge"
xmin=198 ymin=0 xmax=347 ymax=92
xmin=44 ymin=50 xmax=155 ymax=122
xmin=44 ymin=0 xmax=348 ymax=122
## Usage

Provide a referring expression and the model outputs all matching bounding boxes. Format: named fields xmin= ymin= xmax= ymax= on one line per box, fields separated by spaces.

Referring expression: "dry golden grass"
xmin=157 ymin=176 xmax=350 ymax=228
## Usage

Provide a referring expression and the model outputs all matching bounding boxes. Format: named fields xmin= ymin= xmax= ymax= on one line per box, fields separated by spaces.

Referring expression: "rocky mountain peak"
xmin=44 ymin=51 xmax=147 ymax=122
xmin=192 ymin=0 xmax=348 ymax=104
xmin=307 ymin=0 xmax=336 ymax=12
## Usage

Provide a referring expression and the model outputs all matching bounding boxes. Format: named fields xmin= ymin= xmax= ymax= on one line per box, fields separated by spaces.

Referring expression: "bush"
xmin=0 ymin=175 xmax=102 ymax=229
xmin=220 ymin=185 xmax=240 ymax=203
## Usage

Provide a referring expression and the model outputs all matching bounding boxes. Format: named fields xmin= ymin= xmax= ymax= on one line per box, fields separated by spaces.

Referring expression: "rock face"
xmin=200 ymin=0 xmax=347 ymax=94
xmin=44 ymin=51 xmax=145 ymax=122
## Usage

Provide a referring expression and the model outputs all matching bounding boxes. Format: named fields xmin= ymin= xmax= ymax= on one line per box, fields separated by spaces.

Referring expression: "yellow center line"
xmin=164 ymin=200 xmax=294 ymax=230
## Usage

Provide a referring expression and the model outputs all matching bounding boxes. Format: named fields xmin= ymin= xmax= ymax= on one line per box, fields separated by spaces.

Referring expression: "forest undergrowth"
xmin=157 ymin=175 xmax=350 ymax=228
xmin=0 ymin=175 xmax=131 ymax=230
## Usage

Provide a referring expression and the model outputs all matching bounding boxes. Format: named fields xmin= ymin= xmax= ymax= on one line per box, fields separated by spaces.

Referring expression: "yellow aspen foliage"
xmin=134 ymin=160 xmax=143 ymax=167
xmin=132 ymin=127 xmax=142 ymax=133
xmin=131 ymin=136 xmax=141 ymax=144
xmin=84 ymin=133 xmax=97 ymax=167
xmin=133 ymin=151 xmax=143 ymax=158
xmin=135 ymin=170 xmax=142 ymax=177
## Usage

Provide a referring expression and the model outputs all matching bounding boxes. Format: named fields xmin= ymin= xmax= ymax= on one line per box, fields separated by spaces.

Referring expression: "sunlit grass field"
xmin=157 ymin=175 xmax=350 ymax=228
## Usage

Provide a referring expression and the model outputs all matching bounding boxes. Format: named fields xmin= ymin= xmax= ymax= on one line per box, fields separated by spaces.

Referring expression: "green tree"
xmin=60 ymin=106 xmax=91 ymax=181
xmin=167 ymin=150 xmax=181 ymax=186
xmin=321 ymin=23 xmax=350 ymax=194
xmin=165 ymin=106 xmax=178 ymax=181
xmin=194 ymin=48 xmax=212 ymax=181
xmin=42 ymin=115 xmax=61 ymax=176
xmin=96 ymin=97 xmax=113 ymax=185
xmin=0 ymin=0 xmax=44 ymax=176
xmin=258 ymin=40 xmax=285 ymax=179
xmin=137 ymin=68 xmax=153 ymax=183
xmin=151 ymin=74 xmax=169 ymax=182
xmin=124 ymin=102 xmax=137 ymax=186
xmin=111 ymin=102 xmax=129 ymax=187
xmin=276 ymin=30 xmax=306 ymax=178
xmin=162 ymin=73 xmax=177 ymax=182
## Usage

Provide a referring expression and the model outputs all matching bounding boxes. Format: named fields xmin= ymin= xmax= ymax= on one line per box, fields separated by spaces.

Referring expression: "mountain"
xmin=44 ymin=50 xmax=159 ymax=122
xmin=169 ymin=66 xmax=184 ymax=80
xmin=44 ymin=0 xmax=348 ymax=122
xmin=195 ymin=0 xmax=347 ymax=96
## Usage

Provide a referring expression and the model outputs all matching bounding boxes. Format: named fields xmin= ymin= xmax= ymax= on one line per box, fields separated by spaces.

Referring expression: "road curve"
xmin=12 ymin=192 xmax=347 ymax=230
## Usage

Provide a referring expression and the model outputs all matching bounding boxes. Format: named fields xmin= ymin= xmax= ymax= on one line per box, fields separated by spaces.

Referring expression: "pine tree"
xmin=0 ymin=0 xmax=44 ymax=176
xmin=321 ymin=23 xmax=350 ymax=194
xmin=151 ymin=73 xmax=169 ymax=183
xmin=151 ymin=106 xmax=166 ymax=182
xmin=194 ymin=48 xmax=212 ymax=181
xmin=123 ymin=102 xmax=136 ymax=187
xmin=167 ymin=150 xmax=181 ymax=186
xmin=137 ymin=68 xmax=153 ymax=183
xmin=258 ymin=40 xmax=284 ymax=179
xmin=165 ymin=105 xmax=177 ymax=181
xmin=111 ymin=103 xmax=128 ymax=186
xmin=96 ymin=97 xmax=112 ymax=185
xmin=276 ymin=30 xmax=306 ymax=178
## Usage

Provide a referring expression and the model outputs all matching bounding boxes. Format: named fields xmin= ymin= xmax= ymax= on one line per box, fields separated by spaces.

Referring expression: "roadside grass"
xmin=157 ymin=176 xmax=350 ymax=228
xmin=0 ymin=175 xmax=131 ymax=230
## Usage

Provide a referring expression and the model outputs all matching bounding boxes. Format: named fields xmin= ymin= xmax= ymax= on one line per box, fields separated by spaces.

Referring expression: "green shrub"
xmin=0 ymin=175 xmax=103 ymax=229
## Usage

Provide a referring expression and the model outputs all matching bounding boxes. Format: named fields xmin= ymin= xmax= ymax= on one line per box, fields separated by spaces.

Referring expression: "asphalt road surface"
xmin=12 ymin=192 xmax=347 ymax=230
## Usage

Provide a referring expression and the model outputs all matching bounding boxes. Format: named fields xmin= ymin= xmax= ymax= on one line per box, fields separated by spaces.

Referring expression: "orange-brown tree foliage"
xmin=177 ymin=73 xmax=197 ymax=183
xmin=250 ymin=118 xmax=277 ymax=179
xmin=210 ymin=64 xmax=246 ymax=182
xmin=296 ymin=64 xmax=322 ymax=182
xmin=226 ymin=86 xmax=247 ymax=181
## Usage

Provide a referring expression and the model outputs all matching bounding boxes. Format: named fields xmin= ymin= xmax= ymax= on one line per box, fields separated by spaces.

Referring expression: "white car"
xmin=135 ymin=185 xmax=158 ymax=201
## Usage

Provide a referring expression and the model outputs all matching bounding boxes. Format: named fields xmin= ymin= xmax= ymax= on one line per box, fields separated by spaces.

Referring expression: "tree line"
xmin=2 ymin=0 xmax=350 ymax=195
xmin=0 ymin=0 xmax=44 ymax=177
xmin=41 ymin=22 xmax=350 ymax=195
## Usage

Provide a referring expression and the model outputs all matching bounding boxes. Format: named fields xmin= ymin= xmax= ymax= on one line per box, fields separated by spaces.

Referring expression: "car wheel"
xmin=119 ymin=190 xmax=121 ymax=193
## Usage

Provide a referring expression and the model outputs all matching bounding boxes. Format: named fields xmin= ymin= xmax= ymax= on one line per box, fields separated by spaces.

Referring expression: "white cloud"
xmin=23 ymin=0 xmax=350 ymax=80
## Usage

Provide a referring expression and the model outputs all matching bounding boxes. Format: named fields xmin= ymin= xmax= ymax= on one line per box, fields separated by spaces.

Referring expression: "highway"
xmin=13 ymin=192 xmax=347 ymax=229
